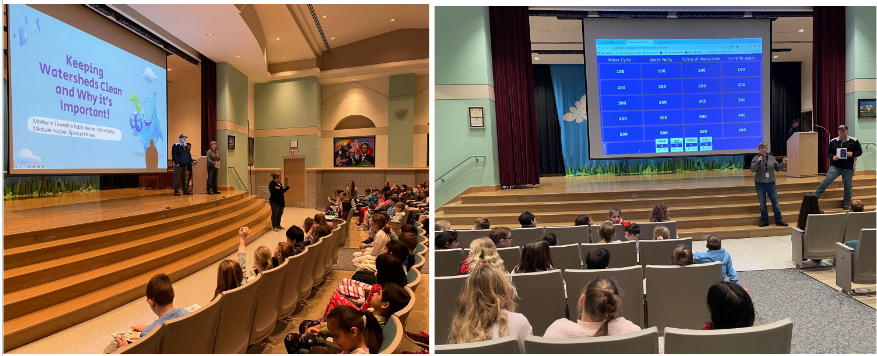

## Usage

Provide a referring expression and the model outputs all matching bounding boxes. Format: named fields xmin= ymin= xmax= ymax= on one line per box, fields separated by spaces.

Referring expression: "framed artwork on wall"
xmin=469 ymin=106 xmax=485 ymax=128
xmin=859 ymin=99 xmax=876 ymax=119
xmin=333 ymin=137 xmax=376 ymax=167
xmin=228 ymin=136 xmax=235 ymax=150
xmin=290 ymin=140 xmax=298 ymax=149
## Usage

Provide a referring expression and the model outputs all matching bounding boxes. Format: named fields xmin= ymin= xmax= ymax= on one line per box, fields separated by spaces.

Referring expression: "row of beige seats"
xmin=792 ymin=211 xmax=875 ymax=268
xmin=453 ymin=222 xmax=678 ymax=249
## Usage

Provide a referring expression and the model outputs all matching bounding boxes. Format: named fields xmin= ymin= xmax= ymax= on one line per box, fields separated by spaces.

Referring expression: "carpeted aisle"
xmin=739 ymin=269 xmax=876 ymax=354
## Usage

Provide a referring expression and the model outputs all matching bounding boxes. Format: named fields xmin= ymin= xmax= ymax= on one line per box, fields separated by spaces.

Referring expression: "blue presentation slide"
xmin=8 ymin=4 xmax=168 ymax=173
xmin=595 ymin=39 xmax=763 ymax=156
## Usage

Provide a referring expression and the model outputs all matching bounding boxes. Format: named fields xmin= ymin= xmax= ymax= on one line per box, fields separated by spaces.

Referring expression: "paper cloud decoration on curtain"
xmin=562 ymin=94 xmax=587 ymax=123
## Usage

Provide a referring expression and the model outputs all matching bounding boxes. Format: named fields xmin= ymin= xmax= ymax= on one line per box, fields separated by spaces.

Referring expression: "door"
xmin=282 ymin=156 xmax=306 ymax=208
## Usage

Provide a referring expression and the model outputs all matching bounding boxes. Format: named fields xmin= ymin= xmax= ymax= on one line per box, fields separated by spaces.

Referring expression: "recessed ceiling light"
xmin=773 ymin=55 xmax=779 ymax=59
xmin=282 ymin=56 xmax=287 ymax=59
xmin=322 ymin=15 xmax=327 ymax=19
xmin=390 ymin=18 xmax=396 ymax=22
xmin=168 ymin=68 xmax=172 ymax=71
xmin=275 ymin=37 xmax=281 ymax=41
xmin=207 ymin=33 xmax=214 ymax=36
xmin=798 ymin=28 xmax=805 ymax=33
xmin=351 ymin=78 xmax=355 ymax=81
xmin=235 ymin=55 xmax=241 ymax=58
xmin=331 ymin=37 xmax=335 ymax=40
xmin=534 ymin=56 xmax=541 ymax=61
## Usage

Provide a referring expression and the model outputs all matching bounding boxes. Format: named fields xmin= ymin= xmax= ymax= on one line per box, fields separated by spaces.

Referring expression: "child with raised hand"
xmin=326 ymin=306 xmax=384 ymax=354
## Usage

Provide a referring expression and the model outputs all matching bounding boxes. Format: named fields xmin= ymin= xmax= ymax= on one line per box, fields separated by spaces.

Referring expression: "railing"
xmin=228 ymin=166 xmax=248 ymax=191
xmin=437 ymin=155 xmax=486 ymax=183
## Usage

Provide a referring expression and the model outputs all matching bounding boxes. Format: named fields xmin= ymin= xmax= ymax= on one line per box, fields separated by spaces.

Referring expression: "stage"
xmin=437 ymin=170 xmax=877 ymax=239
xmin=2 ymin=188 xmax=271 ymax=351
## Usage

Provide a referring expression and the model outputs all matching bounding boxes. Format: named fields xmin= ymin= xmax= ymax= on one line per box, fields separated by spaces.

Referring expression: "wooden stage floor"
xmin=3 ymin=189 xmax=247 ymax=237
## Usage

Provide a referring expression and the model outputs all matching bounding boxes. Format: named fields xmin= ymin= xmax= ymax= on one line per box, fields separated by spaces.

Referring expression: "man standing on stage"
xmin=787 ymin=120 xmax=800 ymax=140
xmin=172 ymin=134 xmax=192 ymax=196
xmin=814 ymin=125 xmax=862 ymax=210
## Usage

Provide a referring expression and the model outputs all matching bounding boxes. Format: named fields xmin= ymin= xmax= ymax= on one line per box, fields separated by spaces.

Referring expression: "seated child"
xmin=670 ymin=244 xmax=694 ymax=266
xmin=844 ymin=199 xmax=867 ymax=252
xmin=112 ymin=273 xmax=188 ymax=351
xmin=653 ymin=225 xmax=670 ymax=240
xmin=607 ymin=206 xmax=630 ymax=227
xmin=598 ymin=222 xmax=616 ymax=243
xmin=693 ymin=235 xmax=739 ymax=284
xmin=702 ymin=282 xmax=754 ymax=330
xmin=327 ymin=306 xmax=384 ymax=354
xmin=585 ymin=247 xmax=611 ymax=269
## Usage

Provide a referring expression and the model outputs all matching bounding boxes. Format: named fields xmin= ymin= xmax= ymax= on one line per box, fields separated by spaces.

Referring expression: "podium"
xmin=787 ymin=132 xmax=817 ymax=177
xmin=193 ymin=156 xmax=208 ymax=193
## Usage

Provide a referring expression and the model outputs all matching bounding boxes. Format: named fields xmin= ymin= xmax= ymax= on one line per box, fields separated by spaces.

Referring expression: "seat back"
xmin=562 ymin=266 xmax=645 ymax=328
xmin=299 ymin=239 xmax=322 ymax=295
xmin=435 ymin=249 xmax=465 ymax=277
xmin=645 ymin=262 xmax=722 ymax=334
xmin=394 ymin=286 xmax=416 ymax=325
xmin=549 ymin=243 xmax=582 ymax=272
xmin=388 ymin=220 xmax=402 ymax=232
xmin=524 ymin=327 xmax=659 ymax=354
xmin=580 ymin=241 xmax=638 ymax=268
xmin=639 ymin=238 xmax=693 ymax=267
xmin=456 ymin=229 xmax=492 ymax=249
xmin=510 ymin=227 xmax=545 ymax=247
xmin=589 ymin=224 xmax=625 ymax=243
xmin=844 ymin=211 xmax=877 ymax=243
xmin=214 ymin=274 xmax=262 ymax=353
xmin=635 ymin=221 xmax=678 ymax=240
xmin=415 ymin=243 xmax=426 ymax=255
xmin=249 ymin=258 xmax=288 ymax=344
xmin=277 ymin=252 xmax=308 ymax=320
xmin=378 ymin=315 xmax=404 ymax=354
xmin=116 ymin=324 xmax=163 ymax=354
xmin=545 ymin=226 xmax=591 ymax=245
xmin=412 ymin=254 xmax=426 ymax=272
xmin=314 ymin=234 xmax=334 ymax=282
xmin=497 ymin=246 xmax=522 ymax=272
xmin=803 ymin=213 xmax=848 ymax=258
xmin=434 ymin=275 xmax=468 ymax=345
xmin=322 ymin=232 xmax=338 ymax=274
xmin=159 ymin=295 xmax=223 ymax=354
xmin=435 ymin=336 xmax=521 ymax=354
xmin=510 ymin=269 xmax=567 ymax=336
xmin=664 ymin=318 xmax=793 ymax=354
xmin=853 ymin=229 xmax=877 ymax=284
xmin=406 ymin=267 xmax=422 ymax=292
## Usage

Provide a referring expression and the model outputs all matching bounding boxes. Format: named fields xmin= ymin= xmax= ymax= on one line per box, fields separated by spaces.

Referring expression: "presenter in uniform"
xmin=814 ymin=125 xmax=863 ymax=210
xmin=751 ymin=142 xmax=789 ymax=227
xmin=172 ymin=134 xmax=192 ymax=196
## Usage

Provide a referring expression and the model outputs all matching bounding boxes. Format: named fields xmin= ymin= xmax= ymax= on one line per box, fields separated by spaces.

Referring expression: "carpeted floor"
xmin=333 ymin=248 xmax=431 ymax=274
xmin=739 ymin=269 xmax=876 ymax=354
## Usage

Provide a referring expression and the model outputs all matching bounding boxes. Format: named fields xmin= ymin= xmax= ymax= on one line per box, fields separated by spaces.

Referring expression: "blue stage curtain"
xmin=550 ymin=64 xmax=744 ymax=176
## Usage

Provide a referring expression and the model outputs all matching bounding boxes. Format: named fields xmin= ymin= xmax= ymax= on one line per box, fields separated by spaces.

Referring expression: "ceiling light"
xmin=207 ymin=33 xmax=214 ymax=36
xmin=773 ymin=55 xmax=779 ymax=59
xmin=534 ymin=56 xmax=541 ymax=61
xmin=282 ymin=56 xmax=287 ymax=59
xmin=322 ymin=15 xmax=327 ymax=19
xmin=235 ymin=55 xmax=241 ymax=58
xmin=351 ymin=79 xmax=355 ymax=81
xmin=798 ymin=28 xmax=805 ymax=33
xmin=390 ymin=18 xmax=396 ymax=22
xmin=331 ymin=37 xmax=335 ymax=40
xmin=168 ymin=68 xmax=172 ymax=71
xmin=275 ymin=37 xmax=281 ymax=41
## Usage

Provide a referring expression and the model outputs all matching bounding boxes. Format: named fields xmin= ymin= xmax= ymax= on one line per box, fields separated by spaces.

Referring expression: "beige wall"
xmin=320 ymin=78 xmax=391 ymax=168
xmin=413 ymin=74 xmax=429 ymax=167
xmin=168 ymin=68 xmax=202 ymax=156
xmin=321 ymin=29 xmax=429 ymax=71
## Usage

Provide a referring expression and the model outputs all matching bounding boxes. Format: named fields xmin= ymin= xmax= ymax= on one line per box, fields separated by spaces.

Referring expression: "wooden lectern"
xmin=192 ymin=156 xmax=208 ymax=193
xmin=787 ymin=132 xmax=817 ymax=177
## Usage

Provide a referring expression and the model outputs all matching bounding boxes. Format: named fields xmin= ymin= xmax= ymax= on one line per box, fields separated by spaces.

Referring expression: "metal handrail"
xmin=437 ymin=155 xmax=486 ymax=182
xmin=228 ymin=166 xmax=248 ymax=191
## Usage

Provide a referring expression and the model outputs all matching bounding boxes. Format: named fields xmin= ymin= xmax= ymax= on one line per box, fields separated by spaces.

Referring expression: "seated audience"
xmin=544 ymin=276 xmax=640 ymax=338
xmin=585 ymin=247 xmax=611 ymax=270
xmin=624 ymin=223 xmax=640 ymax=241
xmin=398 ymin=232 xmax=420 ymax=263
xmin=436 ymin=230 xmax=460 ymax=249
xmin=303 ymin=217 xmax=317 ymax=244
xmin=518 ymin=211 xmax=537 ymax=228
xmin=703 ymin=282 xmax=755 ymax=330
xmin=321 ymin=254 xmax=407 ymax=320
xmin=449 ymin=264 xmax=532 ymax=352
xmin=234 ymin=227 xmax=273 ymax=280
xmin=459 ymin=237 xmax=505 ymax=275
xmin=513 ymin=240 xmax=554 ymax=273
xmin=113 ymin=273 xmax=188 ymax=350
xmin=694 ymin=235 xmax=739 ymax=284
xmin=435 ymin=220 xmax=452 ymax=232
xmin=653 ymin=225 xmax=670 ymax=241
xmin=797 ymin=192 xmax=824 ymax=231
xmin=542 ymin=232 xmax=558 ymax=246
xmin=598 ymin=221 xmax=616 ymax=243
xmin=314 ymin=225 xmax=333 ymax=239
xmin=844 ymin=199 xmax=867 ymax=252
xmin=272 ymin=241 xmax=296 ymax=268
xmin=353 ymin=240 xmax=411 ymax=283
xmin=213 ymin=259 xmax=244 ymax=301
xmin=400 ymin=224 xmax=419 ymax=236
xmin=575 ymin=213 xmax=594 ymax=226
xmin=608 ymin=206 xmax=630 ymax=227
xmin=327 ymin=306 xmax=383 ymax=354
xmin=489 ymin=226 xmax=513 ymax=248
xmin=473 ymin=217 xmax=491 ymax=230
xmin=352 ymin=214 xmax=392 ymax=267
xmin=286 ymin=225 xmax=308 ymax=255
xmin=670 ymin=244 xmax=694 ymax=266
xmin=392 ymin=202 xmax=407 ymax=223
xmin=315 ymin=213 xmax=333 ymax=228
xmin=649 ymin=203 xmax=671 ymax=222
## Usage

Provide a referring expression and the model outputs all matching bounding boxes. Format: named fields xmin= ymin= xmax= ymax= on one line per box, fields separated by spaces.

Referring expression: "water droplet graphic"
xmin=17 ymin=27 xmax=28 ymax=46
xmin=12 ymin=33 xmax=16 ymax=39
xmin=25 ymin=16 xmax=28 ymax=24
xmin=33 ymin=18 xmax=40 ymax=33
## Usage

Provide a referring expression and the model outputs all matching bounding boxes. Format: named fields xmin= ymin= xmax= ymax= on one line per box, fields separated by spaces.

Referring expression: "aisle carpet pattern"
xmin=739 ymin=269 xmax=876 ymax=354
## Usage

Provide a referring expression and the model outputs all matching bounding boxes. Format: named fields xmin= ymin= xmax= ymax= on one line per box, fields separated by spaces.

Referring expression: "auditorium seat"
xmin=434 ymin=336 xmax=521 ymax=354
xmin=277 ymin=253 xmax=307 ymax=320
xmin=549 ymin=243 xmax=582 ymax=271
xmin=406 ymin=267 xmax=422 ymax=292
xmin=836 ymin=229 xmax=876 ymax=295
xmin=663 ymin=318 xmax=793 ymax=354
xmin=563 ymin=266 xmax=645 ymax=328
xmin=249 ymin=258 xmax=288 ymax=345
xmin=635 ymin=221 xmax=678 ymax=240
xmin=645 ymin=261 xmax=722 ymax=334
xmin=395 ymin=286 xmax=416 ymax=325
xmin=792 ymin=213 xmax=847 ymax=268
xmin=214 ymin=273 xmax=262 ymax=354
xmin=436 ymin=249 xmax=464 ymax=277
xmin=299 ymin=240 xmax=323 ymax=297
xmin=589 ymin=224 xmax=625 ymax=243
xmin=412 ymin=254 xmax=426 ymax=272
xmin=510 ymin=227 xmax=545 ymax=247
xmin=159 ymin=294 xmax=222 ymax=354
xmin=639 ymin=237 xmax=693 ymax=267
xmin=114 ymin=324 xmax=163 ymax=354
xmin=315 ymin=233 xmax=335 ymax=284
xmin=378 ymin=315 xmax=403 ymax=354
xmin=434 ymin=275 xmax=467 ymax=345
xmin=509 ymin=269 xmax=567 ymax=336
xmin=524 ymin=327 xmax=659 ymax=354
xmin=497 ymin=246 xmax=522 ymax=272
xmin=414 ymin=242 xmax=427 ymax=256
xmin=319 ymin=232 xmax=337 ymax=278
xmin=580 ymin=241 xmax=638 ymax=268
xmin=843 ymin=211 xmax=876 ymax=243
xmin=389 ymin=220 xmax=402 ymax=232
xmin=455 ymin=229 xmax=491 ymax=249
xmin=544 ymin=225 xmax=591 ymax=245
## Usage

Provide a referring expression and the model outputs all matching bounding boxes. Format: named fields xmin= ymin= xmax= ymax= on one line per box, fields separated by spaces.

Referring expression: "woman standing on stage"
xmin=206 ymin=141 xmax=220 ymax=194
xmin=268 ymin=172 xmax=290 ymax=231
xmin=750 ymin=142 xmax=789 ymax=227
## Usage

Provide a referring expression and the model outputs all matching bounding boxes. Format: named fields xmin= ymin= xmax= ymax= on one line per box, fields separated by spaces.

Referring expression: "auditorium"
xmin=435 ymin=5 xmax=876 ymax=354
xmin=3 ymin=4 xmax=429 ymax=354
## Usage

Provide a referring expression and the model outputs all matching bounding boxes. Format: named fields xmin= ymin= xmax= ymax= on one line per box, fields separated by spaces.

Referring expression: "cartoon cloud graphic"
xmin=140 ymin=68 xmax=161 ymax=84
xmin=14 ymin=148 xmax=43 ymax=165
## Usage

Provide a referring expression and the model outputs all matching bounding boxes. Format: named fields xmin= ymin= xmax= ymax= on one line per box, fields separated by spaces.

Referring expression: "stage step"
xmin=2 ymin=195 xmax=272 ymax=352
